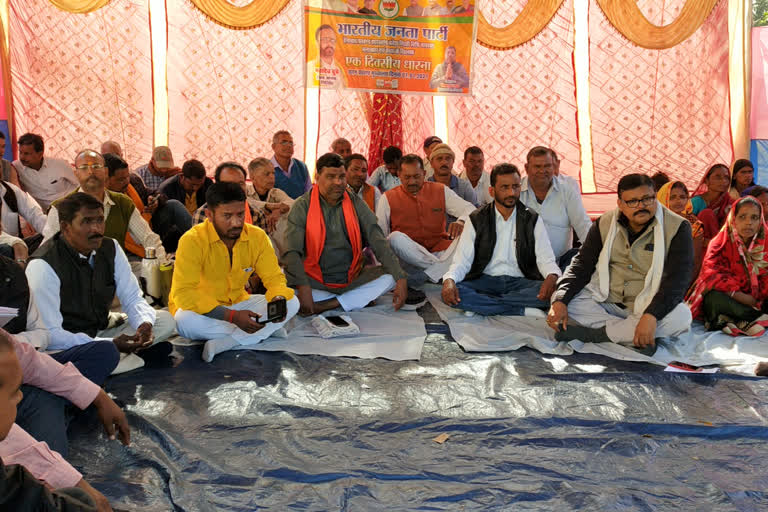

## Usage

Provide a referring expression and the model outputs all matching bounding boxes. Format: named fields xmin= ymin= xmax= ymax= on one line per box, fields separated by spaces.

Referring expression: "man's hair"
xmin=315 ymin=24 xmax=334 ymax=41
xmin=463 ymin=146 xmax=483 ymax=159
xmin=247 ymin=157 xmax=272 ymax=174
xmin=345 ymin=153 xmax=367 ymax=168
xmin=214 ymin=161 xmax=246 ymax=182
xmin=332 ymin=138 xmax=351 ymax=151
xmin=734 ymin=196 xmax=762 ymax=216
xmin=0 ymin=132 xmax=5 ymax=140
xmin=423 ymin=136 xmax=442 ymax=150
xmin=748 ymin=185 xmax=768 ymax=198
xmin=382 ymin=146 xmax=403 ymax=165
xmin=206 ymin=182 xmax=246 ymax=209
xmin=272 ymin=130 xmax=291 ymax=145
xmin=103 ymin=153 xmax=128 ymax=177
xmin=490 ymin=163 xmax=520 ymax=187
xmin=446 ymin=45 xmax=456 ymax=52
xmin=549 ymin=148 xmax=560 ymax=163
xmin=182 ymin=159 xmax=207 ymax=180
xmin=58 ymin=192 xmax=104 ymax=224
xmin=17 ymin=133 xmax=44 ymax=153
xmin=316 ymin=152 xmax=345 ymax=175
xmin=651 ymin=171 xmax=670 ymax=191
xmin=400 ymin=154 xmax=424 ymax=170
xmin=617 ymin=173 xmax=654 ymax=198
xmin=525 ymin=146 xmax=550 ymax=163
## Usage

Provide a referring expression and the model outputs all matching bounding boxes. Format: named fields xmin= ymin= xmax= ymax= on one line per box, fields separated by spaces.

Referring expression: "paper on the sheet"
xmin=232 ymin=301 xmax=426 ymax=361
xmin=664 ymin=365 xmax=719 ymax=374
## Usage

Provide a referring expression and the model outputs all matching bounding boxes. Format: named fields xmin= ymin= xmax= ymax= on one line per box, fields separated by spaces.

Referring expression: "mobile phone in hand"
xmin=266 ymin=297 xmax=287 ymax=322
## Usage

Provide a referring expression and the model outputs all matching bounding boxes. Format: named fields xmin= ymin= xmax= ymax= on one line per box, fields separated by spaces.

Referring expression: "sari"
xmin=686 ymin=199 xmax=768 ymax=321
xmin=656 ymin=182 xmax=704 ymax=239
xmin=691 ymin=174 xmax=733 ymax=228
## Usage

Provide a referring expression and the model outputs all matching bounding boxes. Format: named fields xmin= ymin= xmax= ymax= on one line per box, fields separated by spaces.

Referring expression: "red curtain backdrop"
xmin=447 ymin=0 xmax=580 ymax=180
xmin=588 ymin=0 xmax=732 ymax=192
xmin=367 ymin=93 xmax=403 ymax=173
xmin=8 ymin=0 xmax=154 ymax=169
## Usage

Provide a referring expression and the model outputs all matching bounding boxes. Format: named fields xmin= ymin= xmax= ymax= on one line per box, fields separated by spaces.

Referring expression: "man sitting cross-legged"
xmin=170 ymin=182 xmax=300 ymax=362
xmin=377 ymin=154 xmax=476 ymax=287
xmin=441 ymin=164 xmax=561 ymax=316
xmin=283 ymin=153 xmax=409 ymax=316
xmin=547 ymin=173 xmax=694 ymax=355
xmin=26 ymin=193 xmax=175 ymax=366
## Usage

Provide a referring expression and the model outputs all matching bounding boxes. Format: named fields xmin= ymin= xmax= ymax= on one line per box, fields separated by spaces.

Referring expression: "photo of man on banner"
xmin=307 ymin=23 xmax=345 ymax=89
xmin=429 ymin=45 xmax=469 ymax=91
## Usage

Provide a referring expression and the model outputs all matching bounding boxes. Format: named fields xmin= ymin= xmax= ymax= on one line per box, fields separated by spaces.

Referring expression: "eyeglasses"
xmin=622 ymin=195 xmax=656 ymax=208
xmin=75 ymin=164 xmax=105 ymax=171
xmin=278 ymin=141 xmax=294 ymax=147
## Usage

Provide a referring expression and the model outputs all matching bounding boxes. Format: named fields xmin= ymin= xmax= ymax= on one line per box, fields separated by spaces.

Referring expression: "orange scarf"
xmin=303 ymin=185 xmax=363 ymax=288
xmin=125 ymin=185 xmax=151 ymax=257
xmin=244 ymin=202 xmax=253 ymax=224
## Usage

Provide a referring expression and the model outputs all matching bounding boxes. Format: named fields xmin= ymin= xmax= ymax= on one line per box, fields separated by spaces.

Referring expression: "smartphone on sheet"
xmin=326 ymin=315 xmax=350 ymax=328
xmin=266 ymin=297 xmax=287 ymax=323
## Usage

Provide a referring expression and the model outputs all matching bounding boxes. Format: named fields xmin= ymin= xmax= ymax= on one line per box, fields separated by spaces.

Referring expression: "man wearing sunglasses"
xmin=546 ymin=173 xmax=693 ymax=355
xmin=40 ymin=150 xmax=166 ymax=260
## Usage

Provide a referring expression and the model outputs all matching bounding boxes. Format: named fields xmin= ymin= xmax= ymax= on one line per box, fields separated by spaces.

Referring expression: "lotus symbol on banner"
xmin=379 ymin=0 xmax=400 ymax=19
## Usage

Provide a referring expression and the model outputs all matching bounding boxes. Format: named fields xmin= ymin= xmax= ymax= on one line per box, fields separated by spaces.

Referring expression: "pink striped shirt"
xmin=0 ymin=337 xmax=100 ymax=488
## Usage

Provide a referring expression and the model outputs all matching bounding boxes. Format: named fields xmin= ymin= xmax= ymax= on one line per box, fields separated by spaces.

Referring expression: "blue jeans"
xmin=50 ymin=340 xmax=120 ymax=387
xmin=454 ymin=274 xmax=548 ymax=316
xmin=14 ymin=341 xmax=119 ymax=457
xmin=152 ymin=199 xmax=192 ymax=252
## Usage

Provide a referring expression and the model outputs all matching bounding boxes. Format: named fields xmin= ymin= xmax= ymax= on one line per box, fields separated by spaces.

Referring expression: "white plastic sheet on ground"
xmin=425 ymin=286 xmax=768 ymax=375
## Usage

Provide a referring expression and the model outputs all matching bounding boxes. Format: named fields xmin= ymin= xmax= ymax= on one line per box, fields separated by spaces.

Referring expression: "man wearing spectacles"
xmin=40 ymin=150 xmax=166 ymax=260
xmin=546 ymin=173 xmax=693 ymax=355
xmin=11 ymin=133 xmax=78 ymax=211
xmin=271 ymin=130 xmax=312 ymax=200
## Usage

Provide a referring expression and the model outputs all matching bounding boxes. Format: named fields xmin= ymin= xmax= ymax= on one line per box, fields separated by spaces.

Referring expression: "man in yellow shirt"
xmin=169 ymin=182 xmax=299 ymax=362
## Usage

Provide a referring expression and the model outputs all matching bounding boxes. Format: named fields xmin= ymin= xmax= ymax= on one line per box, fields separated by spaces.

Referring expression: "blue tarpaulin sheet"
xmin=67 ymin=307 xmax=768 ymax=511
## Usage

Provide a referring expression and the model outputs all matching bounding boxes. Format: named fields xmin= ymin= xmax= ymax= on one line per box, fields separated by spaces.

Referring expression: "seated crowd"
xmin=1 ymin=128 xmax=768 ymax=509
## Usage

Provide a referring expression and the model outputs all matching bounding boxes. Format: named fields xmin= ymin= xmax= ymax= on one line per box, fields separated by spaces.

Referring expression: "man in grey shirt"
xmin=284 ymin=153 xmax=413 ymax=316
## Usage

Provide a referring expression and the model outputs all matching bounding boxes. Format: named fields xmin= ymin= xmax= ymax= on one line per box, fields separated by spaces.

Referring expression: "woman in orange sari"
xmin=657 ymin=181 xmax=705 ymax=284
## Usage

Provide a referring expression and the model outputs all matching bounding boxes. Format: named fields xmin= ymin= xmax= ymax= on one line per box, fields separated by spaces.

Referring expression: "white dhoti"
xmin=567 ymin=290 xmax=692 ymax=345
xmin=387 ymin=232 xmax=459 ymax=282
xmin=175 ymin=295 xmax=300 ymax=345
xmin=311 ymin=274 xmax=396 ymax=311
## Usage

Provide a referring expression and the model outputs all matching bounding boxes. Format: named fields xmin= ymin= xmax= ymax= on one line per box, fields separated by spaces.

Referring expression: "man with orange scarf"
xmin=104 ymin=153 xmax=192 ymax=254
xmin=283 ymin=153 xmax=408 ymax=316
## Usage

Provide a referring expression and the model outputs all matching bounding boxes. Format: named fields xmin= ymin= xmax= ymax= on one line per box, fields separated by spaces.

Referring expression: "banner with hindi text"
xmin=304 ymin=1 xmax=477 ymax=95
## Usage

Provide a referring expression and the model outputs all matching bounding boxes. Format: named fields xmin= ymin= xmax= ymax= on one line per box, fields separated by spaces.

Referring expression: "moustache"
xmin=88 ymin=234 xmax=103 ymax=240
xmin=634 ymin=210 xmax=650 ymax=216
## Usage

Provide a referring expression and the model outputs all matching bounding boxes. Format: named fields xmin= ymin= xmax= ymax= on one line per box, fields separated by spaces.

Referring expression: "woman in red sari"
xmin=690 ymin=164 xmax=733 ymax=239
xmin=686 ymin=196 xmax=768 ymax=336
